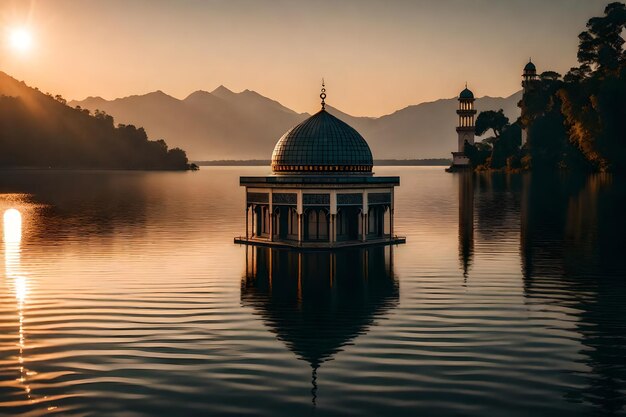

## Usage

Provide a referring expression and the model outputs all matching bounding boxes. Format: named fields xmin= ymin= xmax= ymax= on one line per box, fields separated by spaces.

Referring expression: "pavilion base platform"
xmin=446 ymin=151 xmax=473 ymax=173
xmin=445 ymin=164 xmax=473 ymax=173
xmin=234 ymin=236 xmax=406 ymax=250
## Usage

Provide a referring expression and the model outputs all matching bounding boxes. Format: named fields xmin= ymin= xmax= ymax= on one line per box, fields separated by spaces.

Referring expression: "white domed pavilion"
xmin=235 ymin=85 xmax=404 ymax=249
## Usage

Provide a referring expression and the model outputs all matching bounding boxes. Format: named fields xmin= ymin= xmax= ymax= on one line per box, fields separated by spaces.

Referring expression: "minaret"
xmin=449 ymin=84 xmax=476 ymax=170
xmin=520 ymin=59 xmax=537 ymax=147
xmin=522 ymin=58 xmax=538 ymax=90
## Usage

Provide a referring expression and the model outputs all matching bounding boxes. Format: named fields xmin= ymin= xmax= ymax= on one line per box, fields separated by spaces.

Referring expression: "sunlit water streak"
xmin=3 ymin=206 xmax=57 ymax=413
xmin=0 ymin=167 xmax=624 ymax=416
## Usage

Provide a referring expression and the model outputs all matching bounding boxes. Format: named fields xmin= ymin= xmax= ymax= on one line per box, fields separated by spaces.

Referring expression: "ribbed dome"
xmin=459 ymin=87 xmax=474 ymax=99
xmin=524 ymin=61 xmax=536 ymax=72
xmin=271 ymin=109 xmax=373 ymax=174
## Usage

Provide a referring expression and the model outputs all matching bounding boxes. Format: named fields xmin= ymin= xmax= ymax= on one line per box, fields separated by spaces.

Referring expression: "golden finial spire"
xmin=320 ymin=78 xmax=326 ymax=110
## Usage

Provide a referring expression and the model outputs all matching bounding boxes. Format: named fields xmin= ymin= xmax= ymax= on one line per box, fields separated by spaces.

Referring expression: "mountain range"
xmin=70 ymin=87 xmax=523 ymax=160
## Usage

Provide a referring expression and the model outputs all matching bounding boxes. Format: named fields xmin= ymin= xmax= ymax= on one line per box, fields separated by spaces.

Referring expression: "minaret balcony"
xmin=456 ymin=126 xmax=475 ymax=133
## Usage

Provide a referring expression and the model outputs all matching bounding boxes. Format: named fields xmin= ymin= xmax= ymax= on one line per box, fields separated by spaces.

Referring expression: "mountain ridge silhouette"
xmin=69 ymin=87 xmax=522 ymax=160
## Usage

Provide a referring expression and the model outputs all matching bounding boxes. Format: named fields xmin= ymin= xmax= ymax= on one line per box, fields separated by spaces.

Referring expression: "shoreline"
xmin=193 ymin=159 xmax=452 ymax=167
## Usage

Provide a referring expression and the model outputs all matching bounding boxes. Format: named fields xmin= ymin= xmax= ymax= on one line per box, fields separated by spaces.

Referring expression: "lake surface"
xmin=0 ymin=167 xmax=625 ymax=416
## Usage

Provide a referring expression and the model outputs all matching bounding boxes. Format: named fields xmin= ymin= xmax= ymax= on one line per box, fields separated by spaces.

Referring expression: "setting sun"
xmin=8 ymin=27 xmax=33 ymax=53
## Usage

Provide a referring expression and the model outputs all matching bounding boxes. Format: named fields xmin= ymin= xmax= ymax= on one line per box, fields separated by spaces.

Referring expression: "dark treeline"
xmin=0 ymin=72 xmax=195 ymax=170
xmin=467 ymin=2 xmax=626 ymax=173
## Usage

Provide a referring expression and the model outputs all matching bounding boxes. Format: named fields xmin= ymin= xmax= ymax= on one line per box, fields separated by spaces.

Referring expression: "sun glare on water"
xmin=8 ymin=27 xmax=33 ymax=54
xmin=3 ymin=208 xmax=25 ymax=303
xmin=3 ymin=208 xmax=22 ymax=244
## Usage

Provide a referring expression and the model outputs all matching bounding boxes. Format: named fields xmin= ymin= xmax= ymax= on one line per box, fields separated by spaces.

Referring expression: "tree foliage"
xmin=519 ymin=2 xmax=626 ymax=172
xmin=490 ymin=124 xmax=522 ymax=169
xmin=464 ymin=140 xmax=491 ymax=168
xmin=0 ymin=73 xmax=193 ymax=170
xmin=468 ymin=109 xmax=521 ymax=170
xmin=475 ymin=109 xmax=509 ymax=138
xmin=577 ymin=2 xmax=626 ymax=75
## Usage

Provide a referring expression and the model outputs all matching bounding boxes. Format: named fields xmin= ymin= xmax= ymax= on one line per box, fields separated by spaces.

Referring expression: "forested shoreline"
xmin=466 ymin=2 xmax=626 ymax=173
xmin=0 ymin=72 xmax=196 ymax=170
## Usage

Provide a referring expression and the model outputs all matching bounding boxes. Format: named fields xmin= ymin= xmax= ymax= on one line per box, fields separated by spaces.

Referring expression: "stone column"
xmin=251 ymin=205 xmax=255 ymax=238
xmin=330 ymin=191 xmax=337 ymax=245
xmin=269 ymin=190 xmax=273 ymax=242
xmin=297 ymin=192 xmax=303 ymax=245
xmin=245 ymin=205 xmax=249 ymax=241
xmin=361 ymin=212 xmax=366 ymax=242
xmin=361 ymin=191 xmax=368 ymax=242
xmin=390 ymin=188 xmax=394 ymax=240
xmin=389 ymin=205 xmax=393 ymax=240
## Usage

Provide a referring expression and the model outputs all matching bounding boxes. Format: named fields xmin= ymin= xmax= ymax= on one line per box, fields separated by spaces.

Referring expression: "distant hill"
xmin=71 ymin=86 xmax=307 ymax=161
xmin=71 ymin=87 xmax=522 ymax=160
xmin=0 ymin=72 xmax=192 ymax=170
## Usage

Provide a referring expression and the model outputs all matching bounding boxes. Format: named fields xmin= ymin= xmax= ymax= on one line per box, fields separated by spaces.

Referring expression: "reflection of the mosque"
xmin=241 ymin=246 xmax=398 ymax=403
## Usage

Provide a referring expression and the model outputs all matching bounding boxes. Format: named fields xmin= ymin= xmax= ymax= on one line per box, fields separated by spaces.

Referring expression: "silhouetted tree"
xmin=471 ymin=109 xmax=522 ymax=170
xmin=464 ymin=141 xmax=490 ymax=168
xmin=577 ymin=2 xmax=626 ymax=75
xmin=54 ymin=94 xmax=67 ymax=105
xmin=559 ymin=1 xmax=626 ymax=171
xmin=514 ymin=2 xmax=626 ymax=172
xmin=540 ymin=71 xmax=561 ymax=81
xmin=490 ymin=123 xmax=522 ymax=169
xmin=475 ymin=109 xmax=509 ymax=138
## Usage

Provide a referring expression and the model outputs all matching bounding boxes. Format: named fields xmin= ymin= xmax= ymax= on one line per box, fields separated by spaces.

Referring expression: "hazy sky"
xmin=0 ymin=0 xmax=611 ymax=116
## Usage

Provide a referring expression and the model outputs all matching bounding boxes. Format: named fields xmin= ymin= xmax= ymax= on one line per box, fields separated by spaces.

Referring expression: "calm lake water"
xmin=0 ymin=166 xmax=625 ymax=416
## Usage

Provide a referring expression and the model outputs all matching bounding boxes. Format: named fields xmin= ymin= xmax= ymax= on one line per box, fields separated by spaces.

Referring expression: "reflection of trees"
xmin=519 ymin=173 xmax=573 ymax=286
xmin=520 ymin=173 xmax=626 ymax=414
xmin=241 ymin=246 xmax=398 ymax=403
xmin=457 ymin=172 xmax=523 ymax=278
xmin=564 ymin=174 xmax=626 ymax=415
xmin=474 ymin=173 xmax=522 ymax=244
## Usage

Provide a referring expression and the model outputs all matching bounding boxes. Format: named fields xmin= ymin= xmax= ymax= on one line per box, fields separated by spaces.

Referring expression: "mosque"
xmin=447 ymin=59 xmax=537 ymax=171
xmin=235 ymin=84 xmax=405 ymax=249
xmin=520 ymin=59 xmax=538 ymax=146
xmin=447 ymin=84 xmax=477 ymax=171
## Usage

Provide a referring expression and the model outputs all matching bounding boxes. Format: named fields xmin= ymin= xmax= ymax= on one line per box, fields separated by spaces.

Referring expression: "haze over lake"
xmin=0 ymin=167 xmax=624 ymax=416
